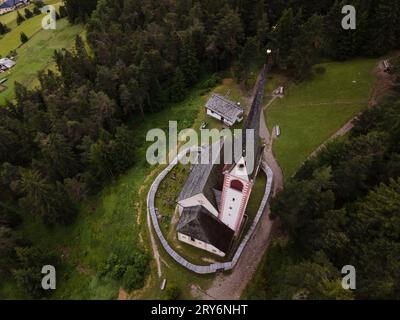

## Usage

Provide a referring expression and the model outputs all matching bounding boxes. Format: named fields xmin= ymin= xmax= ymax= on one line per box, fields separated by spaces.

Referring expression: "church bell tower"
xmin=218 ymin=65 xmax=267 ymax=235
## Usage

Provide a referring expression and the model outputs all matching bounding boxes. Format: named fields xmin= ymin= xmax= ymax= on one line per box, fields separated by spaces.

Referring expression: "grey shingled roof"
xmin=205 ymin=93 xmax=244 ymax=123
xmin=177 ymin=143 xmax=224 ymax=209
xmin=213 ymin=188 xmax=222 ymax=211
xmin=225 ymin=65 xmax=267 ymax=179
xmin=177 ymin=206 xmax=234 ymax=253
xmin=243 ymin=65 xmax=266 ymax=144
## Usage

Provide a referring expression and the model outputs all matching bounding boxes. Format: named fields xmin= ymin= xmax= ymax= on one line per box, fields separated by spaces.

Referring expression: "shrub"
xmin=24 ymin=8 xmax=33 ymax=19
xmin=33 ymin=6 xmax=41 ymax=15
xmin=0 ymin=22 xmax=10 ymax=35
xmin=13 ymin=246 xmax=59 ymax=298
xmin=59 ymin=6 xmax=68 ymax=18
xmin=123 ymin=266 xmax=145 ymax=291
xmin=200 ymin=73 xmax=222 ymax=90
xmin=16 ymin=11 xmax=25 ymax=25
xmin=98 ymin=250 xmax=150 ymax=292
xmin=34 ymin=0 xmax=45 ymax=9
xmin=165 ymin=283 xmax=181 ymax=300
xmin=20 ymin=32 xmax=29 ymax=44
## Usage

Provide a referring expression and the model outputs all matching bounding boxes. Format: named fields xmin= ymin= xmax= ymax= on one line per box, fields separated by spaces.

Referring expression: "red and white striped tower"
xmin=218 ymin=64 xmax=268 ymax=236
xmin=219 ymin=158 xmax=253 ymax=235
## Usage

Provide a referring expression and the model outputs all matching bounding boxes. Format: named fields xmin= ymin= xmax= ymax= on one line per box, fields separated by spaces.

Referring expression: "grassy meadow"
xmin=0 ymin=0 xmax=60 ymax=29
xmin=0 ymin=1 xmax=63 ymax=56
xmin=0 ymin=1 xmax=80 ymax=104
xmin=266 ymin=58 xmax=379 ymax=178
xmin=0 ymin=18 xmax=85 ymax=104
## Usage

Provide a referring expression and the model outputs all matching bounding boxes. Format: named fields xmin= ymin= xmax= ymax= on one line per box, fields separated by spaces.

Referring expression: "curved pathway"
xmin=147 ymin=146 xmax=273 ymax=274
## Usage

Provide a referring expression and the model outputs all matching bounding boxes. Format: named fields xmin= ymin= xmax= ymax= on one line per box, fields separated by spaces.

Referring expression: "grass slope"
xmin=266 ymin=58 xmax=378 ymax=178
xmin=0 ymin=18 xmax=84 ymax=104
xmin=0 ymin=0 xmax=60 ymax=29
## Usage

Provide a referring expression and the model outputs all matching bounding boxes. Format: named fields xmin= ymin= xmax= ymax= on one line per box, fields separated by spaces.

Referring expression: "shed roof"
xmin=205 ymin=93 xmax=243 ymax=123
xmin=177 ymin=205 xmax=234 ymax=253
xmin=0 ymin=58 xmax=15 ymax=68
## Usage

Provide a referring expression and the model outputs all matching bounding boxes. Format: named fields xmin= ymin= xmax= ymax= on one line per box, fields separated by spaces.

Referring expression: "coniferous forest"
xmin=1 ymin=0 xmax=400 ymax=299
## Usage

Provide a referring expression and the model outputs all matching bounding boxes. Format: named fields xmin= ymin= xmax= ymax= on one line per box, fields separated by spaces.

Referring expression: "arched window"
xmin=230 ymin=180 xmax=243 ymax=192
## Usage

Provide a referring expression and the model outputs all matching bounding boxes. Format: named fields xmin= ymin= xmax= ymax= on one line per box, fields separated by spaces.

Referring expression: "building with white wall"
xmin=0 ymin=58 xmax=16 ymax=73
xmin=205 ymin=93 xmax=244 ymax=127
xmin=0 ymin=0 xmax=29 ymax=15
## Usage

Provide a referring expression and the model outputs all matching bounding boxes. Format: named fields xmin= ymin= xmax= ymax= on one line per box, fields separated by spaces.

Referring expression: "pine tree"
xmin=64 ymin=0 xmax=98 ymax=23
xmin=367 ymin=0 xmax=400 ymax=56
xmin=59 ymin=5 xmax=68 ymax=18
xmin=20 ymin=32 xmax=29 ymax=44
xmin=290 ymin=15 xmax=323 ymax=80
xmin=169 ymin=67 xmax=187 ymax=102
xmin=237 ymin=36 xmax=259 ymax=84
xmin=257 ymin=13 xmax=270 ymax=48
xmin=24 ymin=8 xmax=33 ymax=19
xmin=208 ymin=7 xmax=244 ymax=68
xmin=0 ymin=22 xmax=10 ymax=35
xmin=270 ymin=8 xmax=302 ymax=70
xmin=36 ymin=133 xmax=79 ymax=180
xmin=323 ymin=0 xmax=356 ymax=60
xmin=33 ymin=6 xmax=41 ymax=15
xmin=34 ymin=0 xmax=45 ymax=9
xmin=16 ymin=11 xmax=25 ymax=25
xmin=180 ymin=35 xmax=200 ymax=86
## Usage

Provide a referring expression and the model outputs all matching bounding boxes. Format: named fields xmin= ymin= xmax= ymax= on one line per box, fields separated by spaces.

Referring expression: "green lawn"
xmin=266 ymin=58 xmax=379 ymax=178
xmin=0 ymin=0 xmax=60 ymax=29
xmin=0 ymin=13 xmax=46 ymax=57
xmin=0 ymin=18 xmax=84 ymax=104
xmin=16 ymin=167 xmax=149 ymax=299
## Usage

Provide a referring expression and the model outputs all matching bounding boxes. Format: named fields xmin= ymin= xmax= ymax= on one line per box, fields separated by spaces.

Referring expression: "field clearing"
xmin=0 ymin=13 xmax=45 ymax=57
xmin=0 ymin=0 xmax=60 ymax=28
xmin=266 ymin=58 xmax=379 ymax=178
xmin=0 ymin=18 xmax=84 ymax=104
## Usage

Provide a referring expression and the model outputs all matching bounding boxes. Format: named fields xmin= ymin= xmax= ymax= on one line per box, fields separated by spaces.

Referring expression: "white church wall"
xmin=220 ymin=187 xmax=244 ymax=230
xmin=219 ymin=160 xmax=254 ymax=234
xmin=177 ymin=194 xmax=219 ymax=217
xmin=178 ymin=233 xmax=225 ymax=257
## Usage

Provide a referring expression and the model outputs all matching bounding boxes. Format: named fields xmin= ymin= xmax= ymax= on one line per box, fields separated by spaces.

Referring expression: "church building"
xmin=176 ymin=66 xmax=267 ymax=257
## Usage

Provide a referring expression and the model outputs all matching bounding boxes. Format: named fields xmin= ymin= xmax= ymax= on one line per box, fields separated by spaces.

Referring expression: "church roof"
xmin=176 ymin=205 xmax=234 ymax=253
xmin=225 ymin=65 xmax=267 ymax=179
xmin=177 ymin=143 xmax=224 ymax=209
xmin=205 ymin=93 xmax=244 ymax=123
xmin=243 ymin=64 xmax=266 ymax=156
